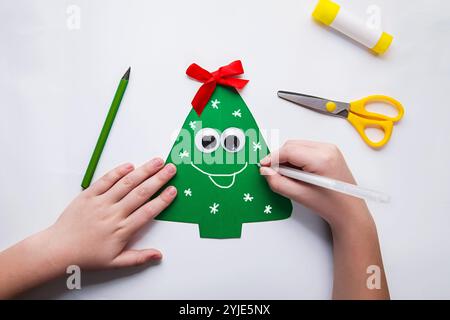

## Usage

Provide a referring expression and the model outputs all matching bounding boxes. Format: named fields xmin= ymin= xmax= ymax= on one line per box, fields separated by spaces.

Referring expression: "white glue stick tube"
xmin=312 ymin=0 xmax=393 ymax=55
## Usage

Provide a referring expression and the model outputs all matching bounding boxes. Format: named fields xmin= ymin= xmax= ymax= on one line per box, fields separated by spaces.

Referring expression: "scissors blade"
xmin=277 ymin=91 xmax=349 ymax=118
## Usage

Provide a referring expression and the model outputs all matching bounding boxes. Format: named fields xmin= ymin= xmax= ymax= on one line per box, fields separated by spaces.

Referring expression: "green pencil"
xmin=81 ymin=67 xmax=130 ymax=189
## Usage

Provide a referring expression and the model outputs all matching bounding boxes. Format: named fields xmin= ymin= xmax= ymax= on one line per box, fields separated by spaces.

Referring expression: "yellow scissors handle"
xmin=347 ymin=113 xmax=394 ymax=148
xmin=349 ymin=95 xmax=404 ymax=122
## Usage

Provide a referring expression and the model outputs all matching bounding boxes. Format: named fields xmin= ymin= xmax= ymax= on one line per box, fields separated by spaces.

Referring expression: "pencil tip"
xmin=122 ymin=67 xmax=131 ymax=80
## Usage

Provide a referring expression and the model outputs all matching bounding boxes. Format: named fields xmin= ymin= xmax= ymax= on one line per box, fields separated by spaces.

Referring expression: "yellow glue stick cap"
xmin=371 ymin=32 xmax=393 ymax=55
xmin=312 ymin=0 xmax=340 ymax=26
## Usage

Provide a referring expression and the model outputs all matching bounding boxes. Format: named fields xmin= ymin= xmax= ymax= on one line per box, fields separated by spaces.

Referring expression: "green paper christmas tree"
xmin=156 ymin=64 xmax=292 ymax=239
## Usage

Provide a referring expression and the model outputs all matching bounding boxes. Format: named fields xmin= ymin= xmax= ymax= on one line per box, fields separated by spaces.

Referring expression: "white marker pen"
xmin=259 ymin=164 xmax=390 ymax=203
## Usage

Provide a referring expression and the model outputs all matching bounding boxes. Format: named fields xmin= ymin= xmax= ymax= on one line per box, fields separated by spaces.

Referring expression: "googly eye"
xmin=195 ymin=128 xmax=220 ymax=153
xmin=221 ymin=127 xmax=245 ymax=153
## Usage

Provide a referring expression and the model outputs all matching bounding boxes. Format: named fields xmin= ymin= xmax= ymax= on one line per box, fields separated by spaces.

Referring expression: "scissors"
xmin=277 ymin=91 xmax=404 ymax=149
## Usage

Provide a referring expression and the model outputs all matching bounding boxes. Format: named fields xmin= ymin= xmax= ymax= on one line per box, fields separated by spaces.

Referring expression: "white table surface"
xmin=1 ymin=0 xmax=449 ymax=299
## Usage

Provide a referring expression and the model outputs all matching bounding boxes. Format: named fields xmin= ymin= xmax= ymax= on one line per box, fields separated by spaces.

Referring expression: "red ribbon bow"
xmin=186 ymin=60 xmax=249 ymax=116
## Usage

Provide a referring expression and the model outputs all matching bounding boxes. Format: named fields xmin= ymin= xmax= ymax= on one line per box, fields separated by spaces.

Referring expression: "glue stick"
xmin=312 ymin=0 xmax=393 ymax=55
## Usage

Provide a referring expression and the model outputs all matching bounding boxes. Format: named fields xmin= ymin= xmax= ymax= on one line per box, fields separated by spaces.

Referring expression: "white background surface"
xmin=1 ymin=0 xmax=449 ymax=299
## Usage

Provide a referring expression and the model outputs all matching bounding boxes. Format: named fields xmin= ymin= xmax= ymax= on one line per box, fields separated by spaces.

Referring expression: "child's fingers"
xmin=87 ymin=163 xmax=134 ymax=196
xmin=117 ymin=165 xmax=176 ymax=215
xmin=262 ymin=143 xmax=317 ymax=169
xmin=262 ymin=141 xmax=340 ymax=174
xmin=104 ymin=158 xmax=165 ymax=202
xmin=109 ymin=249 xmax=162 ymax=268
xmin=260 ymin=166 xmax=310 ymax=202
xmin=123 ymin=186 xmax=177 ymax=235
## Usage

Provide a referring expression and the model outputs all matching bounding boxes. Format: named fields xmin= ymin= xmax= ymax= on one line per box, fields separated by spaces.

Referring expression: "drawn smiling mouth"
xmin=190 ymin=162 xmax=248 ymax=189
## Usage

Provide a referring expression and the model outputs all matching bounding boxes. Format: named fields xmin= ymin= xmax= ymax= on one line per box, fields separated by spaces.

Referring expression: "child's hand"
xmin=0 ymin=158 xmax=177 ymax=298
xmin=259 ymin=140 xmax=369 ymax=231
xmin=47 ymin=158 xmax=176 ymax=269
xmin=260 ymin=140 xmax=389 ymax=299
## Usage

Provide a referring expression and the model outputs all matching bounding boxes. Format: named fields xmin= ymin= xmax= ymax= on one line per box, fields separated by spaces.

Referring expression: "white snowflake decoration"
xmin=243 ymin=193 xmax=254 ymax=202
xmin=189 ymin=121 xmax=196 ymax=130
xmin=211 ymin=99 xmax=221 ymax=109
xmin=184 ymin=188 xmax=192 ymax=197
xmin=252 ymin=141 xmax=262 ymax=151
xmin=209 ymin=203 xmax=220 ymax=214
xmin=179 ymin=150 xmax=189 ymax=159
xmin=232 ymin=109 xmax=242 ymax=118
xmin=264 ymin=205 xmax=272 ymax=214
